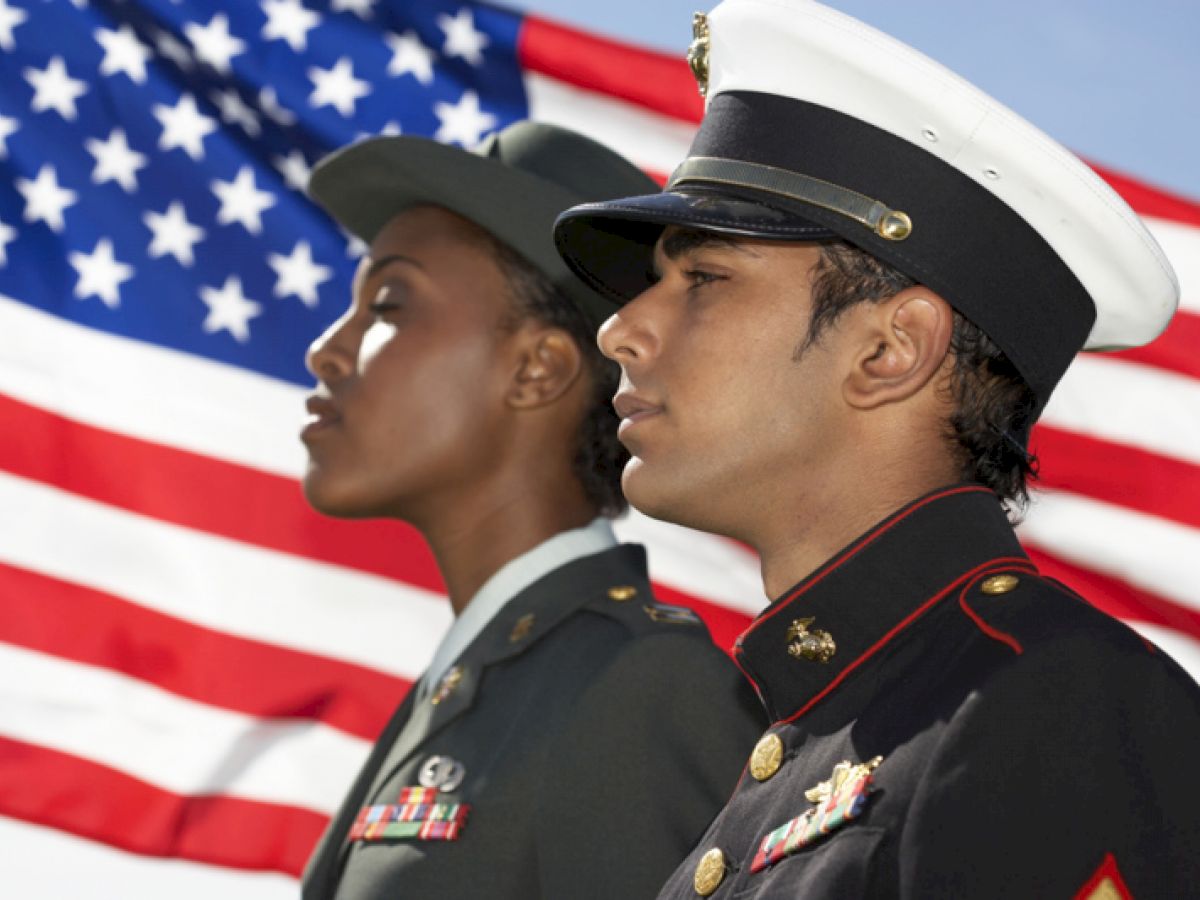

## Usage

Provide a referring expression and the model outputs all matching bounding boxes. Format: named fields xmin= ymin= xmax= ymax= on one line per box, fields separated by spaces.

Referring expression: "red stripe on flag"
xmin=1033 ymin=426 xmax=1200 ymax=531
xmin=0 ymin=737 xmax=327 ymax=876
xmin=1089 ymin=160 xmax=1200 ymax=228
xmin=0 ymin=561 xmax=407 ymax=740
xmin=0 ymin=391 xmax=755 ymax=659
xmin=0 ymin=391 xmax=443 ymax=593
xmin=1025 ymin=545 xmax=1200 ymax=638
xmin=1109 ymin=309 xmax=1200 ymax=380
xmin=519 ymin=14 xmax=704 ymax=124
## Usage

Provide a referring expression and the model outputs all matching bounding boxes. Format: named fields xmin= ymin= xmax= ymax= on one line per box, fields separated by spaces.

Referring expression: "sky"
xmin=512 ymin=0 xmax=1200 ymax=201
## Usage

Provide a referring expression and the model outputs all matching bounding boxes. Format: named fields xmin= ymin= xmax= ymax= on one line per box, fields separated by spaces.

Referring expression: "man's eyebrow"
xmin=660 ymin=229 xmax=760 ymax=261
xmin=363 ymin=253 xmax=423 ymax=282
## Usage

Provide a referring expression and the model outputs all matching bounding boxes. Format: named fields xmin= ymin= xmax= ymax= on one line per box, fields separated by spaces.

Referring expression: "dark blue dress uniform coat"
xmin=657 ymin=485 xmax=1200 ymax=899
xmin=301 ymin=543 xmax=764 ymax=900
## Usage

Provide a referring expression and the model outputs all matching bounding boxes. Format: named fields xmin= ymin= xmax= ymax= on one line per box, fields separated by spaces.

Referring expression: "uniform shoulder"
xmin=951 ymin=565 xmax=1200 ymax=707
xmin=582 ymin=578 xmax=713 ymax=638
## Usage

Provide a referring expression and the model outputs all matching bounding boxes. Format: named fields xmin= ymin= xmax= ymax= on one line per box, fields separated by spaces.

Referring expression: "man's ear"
xmin=843 ymin=287 xmax=954 ymax=409
xmin=507 ymin=324 xmax=585 ymax=409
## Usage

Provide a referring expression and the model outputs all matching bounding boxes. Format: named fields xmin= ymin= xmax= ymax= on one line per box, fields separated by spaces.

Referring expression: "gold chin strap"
xmin=668 ymin=156 xmax=913 ymax=241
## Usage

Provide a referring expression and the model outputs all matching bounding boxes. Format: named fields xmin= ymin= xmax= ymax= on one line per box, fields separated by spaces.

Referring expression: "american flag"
xmin=0 ymin=0 xmax=1196 ymax=895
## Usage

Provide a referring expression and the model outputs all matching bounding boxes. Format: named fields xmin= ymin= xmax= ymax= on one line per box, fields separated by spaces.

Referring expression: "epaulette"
xmin=585 ymin=581 xmax=705 ymax=634
xmin=956 ymin=566 xmax=1150 ymax=658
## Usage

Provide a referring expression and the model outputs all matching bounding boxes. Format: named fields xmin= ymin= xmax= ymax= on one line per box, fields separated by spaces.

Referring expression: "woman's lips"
xmin=301 ymin=395 xmax=341 ymax=440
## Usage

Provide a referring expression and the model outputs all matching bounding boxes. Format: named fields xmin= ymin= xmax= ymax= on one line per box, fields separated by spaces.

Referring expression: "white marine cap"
xmin=555 ymin=0 xmax=1179 ymax=407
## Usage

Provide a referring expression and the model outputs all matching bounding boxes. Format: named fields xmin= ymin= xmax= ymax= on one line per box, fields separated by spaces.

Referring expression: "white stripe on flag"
xmin=1127 ymin=622 xmax=1200 ymax=685
xmin=0 ymin=471 xmax=451 ymax=678
xmin=1020 ymin=488 xmax=1200 ymax=614
xmin=0 ymin=295 xmax=308 ymax=479
xmin=1042 ymin=353 xmax=1200 ymax=466
xmin=0 ymin=816 xmax=298 ymax=899
xmin=1145 ymin=217 xmax=1200 ymax=312
xmin=0 ymin=643 xmax=369 ymax=812
xmin=524 ymin=72 xmax=695 ymax=176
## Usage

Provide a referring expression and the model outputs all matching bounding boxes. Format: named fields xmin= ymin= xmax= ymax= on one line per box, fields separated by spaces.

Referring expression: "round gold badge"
xmin=749 ymin=733 xmax=784 ymax=782
xmin=693 ymin=847 xmax=728 ymax=896
xmin=981 ymin=574 xmax=1020 ymax=595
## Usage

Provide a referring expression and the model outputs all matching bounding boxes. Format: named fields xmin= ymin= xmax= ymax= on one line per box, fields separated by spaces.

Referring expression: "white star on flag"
xmin=24 ymin=56 xmax=89 ymax=121
xmin=259 ymin=86 xmax=297 ymax=126
xmin=261 ymin=0 xmax=321 ymax=52
xmin=86 ymin=128 xmax=149 ymax=192
xmin=0 ymin=0 xmax=27 ymax=51
xmin=273 ymin=149 xmax=311 ymax=192
xmin=268 ymin=240 xmax=333 ymax=307
xmin=15 ymin=164 xmax=77 ymax=232
xmin=0 ymin=114 xmax=17 ymax=158
xmin=386 ymin=30 xmax=435 ymax=84
xmin=69 ymin=238 xmax=135 ymax=308
xmin=433 ymin=89 xmax=496 ymax=147
xmin=0 ymin=219 xmax=16 ymax=266
xmin=199 ymin=275 xmax=262 ymax=342
xmin=153 ymin=94 xmax=218 ymax=160
xmin=184 ymin=13 xmax=246 ymax=75
xmin=308 ymin=57 xmax=371 ymax=117
xmin=438 ymin=8 xmax=489 ymax=66
xmin=211 ymin=88 xmax=262 ymax=136
xmin=331 ymin=0 xmax=375 ymax=20
xmin=211 ymin=165 xmax=276 ymax=234
xmin=95 ymin=24 xmax=152 ymax=83
xmin=144 ymin=201 xmax=206 ymax=267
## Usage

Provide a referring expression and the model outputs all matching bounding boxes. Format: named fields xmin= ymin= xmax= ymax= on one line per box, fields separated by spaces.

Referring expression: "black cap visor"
xmin=554 ymin=186 xmax=836 ymax=306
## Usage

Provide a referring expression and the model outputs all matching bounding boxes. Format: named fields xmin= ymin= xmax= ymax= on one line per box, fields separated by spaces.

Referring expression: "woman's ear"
xmin=843 ymin=287 xmax=954 ymax=409
xmin=507 ymin=325 xmax=585 ymax=409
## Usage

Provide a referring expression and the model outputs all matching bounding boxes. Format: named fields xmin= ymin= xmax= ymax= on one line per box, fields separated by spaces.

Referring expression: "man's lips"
xmin=301 ymin=394 xmax=341 ymax=438
xmin=613 ymin=392 xmax=663 ymax=434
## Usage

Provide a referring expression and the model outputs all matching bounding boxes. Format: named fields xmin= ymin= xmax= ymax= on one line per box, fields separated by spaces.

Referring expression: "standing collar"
xmin=420 ymin=517 xmax=617 ymax=693
xmin=734 ymin=485 xmax=1029 ymax=723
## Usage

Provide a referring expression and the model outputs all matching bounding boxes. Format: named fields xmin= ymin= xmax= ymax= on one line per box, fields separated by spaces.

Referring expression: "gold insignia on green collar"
xmin=687 ymin=12 xmax=710 ymax=96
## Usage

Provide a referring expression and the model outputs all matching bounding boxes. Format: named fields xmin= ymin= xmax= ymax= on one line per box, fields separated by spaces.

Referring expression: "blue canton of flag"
xmin=0 ymin=0 xmax=527 ymax=385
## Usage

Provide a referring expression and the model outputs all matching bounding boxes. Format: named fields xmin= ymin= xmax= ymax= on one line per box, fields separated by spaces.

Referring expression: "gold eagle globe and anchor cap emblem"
xmin=786 ymin=617 xmax=837 ymax=663
xmin=687 ymin=11 xmax=711 ymax=96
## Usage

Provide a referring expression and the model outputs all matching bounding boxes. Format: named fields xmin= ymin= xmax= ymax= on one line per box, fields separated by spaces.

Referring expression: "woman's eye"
xmin=367 ymin=285 xmax=406 ymax=317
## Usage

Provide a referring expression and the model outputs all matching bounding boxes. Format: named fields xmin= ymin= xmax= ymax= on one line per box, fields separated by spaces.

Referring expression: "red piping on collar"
xmin=737 ymin=485 xmax=992 ymax=647
xmin=777 ymin=554 xmax=1032 ymax=726
xmin=957 ymin=567 xmax=1039 ymax=655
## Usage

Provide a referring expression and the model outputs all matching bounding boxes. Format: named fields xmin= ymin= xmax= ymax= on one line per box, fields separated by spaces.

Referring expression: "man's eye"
xmin=685 ymin=269 xmax=722 ymax=288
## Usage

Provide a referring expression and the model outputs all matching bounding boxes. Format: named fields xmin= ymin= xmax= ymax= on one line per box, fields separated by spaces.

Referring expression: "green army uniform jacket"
xmin=303 ymin=543 xmax=764 ymax=899
xmin=657 ymin=485 xmax=1200 ymax=899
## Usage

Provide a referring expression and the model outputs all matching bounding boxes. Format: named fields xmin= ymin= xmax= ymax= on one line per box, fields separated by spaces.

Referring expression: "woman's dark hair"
xmin=805 ymin=241 xmax=1039 ymax=510
xmin=485 ymin=234 xmax=629 ymax=517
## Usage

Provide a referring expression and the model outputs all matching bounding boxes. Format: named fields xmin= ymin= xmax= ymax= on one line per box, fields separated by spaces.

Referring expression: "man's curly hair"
xmin=803 ymin=241 xmax=1039 ymax=510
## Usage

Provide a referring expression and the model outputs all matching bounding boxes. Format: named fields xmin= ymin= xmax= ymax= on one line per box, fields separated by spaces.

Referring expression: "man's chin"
xmin=622 ymin=459 xmax=690 ymax=528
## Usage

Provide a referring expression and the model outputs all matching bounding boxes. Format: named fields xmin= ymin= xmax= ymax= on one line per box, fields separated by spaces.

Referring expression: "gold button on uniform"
xmin=608 ymin=585 xmax=638 ymax=602
xmin=749 ymin=733 xmax=784 ymax=782
xmin=981 ymin=574 xmax=1020 ymax=595
xmin=693 ymin=848 xmax=728 ymax=896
